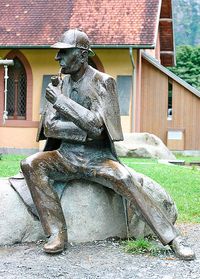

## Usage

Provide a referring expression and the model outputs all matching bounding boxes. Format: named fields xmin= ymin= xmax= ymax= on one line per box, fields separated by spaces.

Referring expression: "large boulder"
xmin=0 ymin=170 xmax=178 ymax=245
xmin=115 ymin=132 xmax=176 ymax=160
xmin=0 ymin=179 xmax=43 ymax=245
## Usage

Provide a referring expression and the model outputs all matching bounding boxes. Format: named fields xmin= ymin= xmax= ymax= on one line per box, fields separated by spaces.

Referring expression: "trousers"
xmin=21 ymin=143 xmax=178 ymax=245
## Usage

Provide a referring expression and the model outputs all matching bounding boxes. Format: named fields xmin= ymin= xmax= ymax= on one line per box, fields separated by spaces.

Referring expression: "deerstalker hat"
xmin=51 ymin=29 xmax=95 ymax=56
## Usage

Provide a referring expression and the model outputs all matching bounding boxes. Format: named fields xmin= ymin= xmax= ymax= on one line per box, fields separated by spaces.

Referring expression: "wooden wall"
xmin=169 ymin=82 xmax=200 ymax=150
xmin=141 ymin=58 xmax=200 ymax=150
xmin=140 ymin=59 xmax=168 ymax=144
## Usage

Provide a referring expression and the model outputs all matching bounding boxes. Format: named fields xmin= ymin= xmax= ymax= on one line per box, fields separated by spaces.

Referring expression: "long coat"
xmin=36 ymin=65 xmax=123 ymax=154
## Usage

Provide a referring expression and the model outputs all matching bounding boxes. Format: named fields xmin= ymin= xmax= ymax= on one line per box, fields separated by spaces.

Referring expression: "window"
xmin=117 ymin=76 xmax=132 ymax=116
xmin=0 ymin=50 xmax=33 ymax=127
xmin=40 ymin=75 xmax=52 ymax=114
xmin=167 ymin=79 xmax=173 ymax=120
xmin=7 ymin=58 xmax=27 ymax=120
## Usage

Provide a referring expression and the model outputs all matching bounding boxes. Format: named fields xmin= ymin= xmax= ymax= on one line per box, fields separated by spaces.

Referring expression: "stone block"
xmin=115 ymin=132 xmax=176 ymax=160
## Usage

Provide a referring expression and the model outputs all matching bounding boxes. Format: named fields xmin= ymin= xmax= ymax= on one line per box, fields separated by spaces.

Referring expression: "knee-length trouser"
xmin=21 ymin=149 xmax=178 ymax=245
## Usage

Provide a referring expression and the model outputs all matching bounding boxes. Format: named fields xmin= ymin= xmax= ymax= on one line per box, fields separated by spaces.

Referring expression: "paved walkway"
xmin=0 ymin=223 xmax=199 ymax=279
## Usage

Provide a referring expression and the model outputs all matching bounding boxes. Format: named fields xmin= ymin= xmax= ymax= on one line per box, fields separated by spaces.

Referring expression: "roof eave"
xmin=0 ymin=44 xmax=155 ymax=49
xmin=171 ymin=0 xmax=176 ymax=66
xmin=154 ymin=0 xmax=162 ymax=47
xmin=159 ymin=0 xmax=175 ymax=67
xmin=0 ymin=45 xmax=52 ymax=49
xmin=91 ymin=44 xmax=155 ymax=49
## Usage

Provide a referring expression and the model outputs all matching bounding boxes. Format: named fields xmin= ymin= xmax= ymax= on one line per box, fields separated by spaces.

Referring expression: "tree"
xmin=168 ymin=46 xmax=200 ymax=90
xmin=173 ymin=0 xmax=200 ymax=46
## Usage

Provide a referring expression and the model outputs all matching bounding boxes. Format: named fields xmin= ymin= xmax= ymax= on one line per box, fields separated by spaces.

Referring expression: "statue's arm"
xmin=43 ymin=104 xmax=66 ymax=138
xmin=52 ymin=94 xmax=104 ymax=139
xmin=43 ymin=103 xmax=87 ymax=141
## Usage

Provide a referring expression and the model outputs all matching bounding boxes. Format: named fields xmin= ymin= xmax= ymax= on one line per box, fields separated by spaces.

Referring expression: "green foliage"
xmin=173 ymin=0 xmax=200 ymax=46
xmin=168 ymin=45 xmax=200 ymax=90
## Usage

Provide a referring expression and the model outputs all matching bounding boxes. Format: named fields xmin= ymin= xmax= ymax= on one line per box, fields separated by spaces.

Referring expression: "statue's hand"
xmin=46 ymin=84 xmax=61 ymax=104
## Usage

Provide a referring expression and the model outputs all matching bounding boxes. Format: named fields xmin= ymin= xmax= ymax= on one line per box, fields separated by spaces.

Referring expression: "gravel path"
xmin=0 ymin=224 xmax=199 ymax=279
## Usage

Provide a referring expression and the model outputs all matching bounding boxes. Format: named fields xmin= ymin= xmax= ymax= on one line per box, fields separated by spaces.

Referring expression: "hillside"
xmin=173 ymin=0 xmax=200 ymax=46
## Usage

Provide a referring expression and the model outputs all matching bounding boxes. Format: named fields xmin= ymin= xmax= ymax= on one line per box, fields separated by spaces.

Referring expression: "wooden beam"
xmin=160 ymin=51 xmax=174 ymax=55
xmin=159 ymin=18 xmax=173 ymax=22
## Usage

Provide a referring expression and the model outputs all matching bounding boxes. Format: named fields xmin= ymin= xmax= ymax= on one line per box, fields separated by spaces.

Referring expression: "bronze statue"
xmin=20 ymin=29 xmax=195 ymax=260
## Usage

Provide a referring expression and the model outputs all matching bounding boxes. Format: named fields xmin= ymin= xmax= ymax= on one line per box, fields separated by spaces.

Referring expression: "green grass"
xmin=0 ymin=154 xmax=200 ymax=223
xmin=120 ymin=157 xmax=157 ymax=163
xmin=121 ymin=157 xmax=200 ymax=223
xmin=123 ymin=238 xmax=155 ymax=254
xmin=122 ymin=238 xmax=171 ymax=257
xmin=0 ymin=154 xmax=26 ymax=177
xmin=175 ymin=154 xmax=200 ymax=163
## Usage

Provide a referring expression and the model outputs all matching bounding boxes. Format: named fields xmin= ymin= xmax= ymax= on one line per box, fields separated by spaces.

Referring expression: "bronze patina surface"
xmin=20 ymin=29 xmax=195 ymax=260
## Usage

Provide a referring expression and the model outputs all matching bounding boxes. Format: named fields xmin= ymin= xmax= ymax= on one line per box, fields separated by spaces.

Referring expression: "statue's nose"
xmin=55 ymin=52 xmax=60 ymax=61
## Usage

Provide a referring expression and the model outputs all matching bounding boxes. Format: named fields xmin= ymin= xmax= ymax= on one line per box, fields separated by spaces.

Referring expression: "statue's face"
xmin=55 ymin=48 xmax=83 ymax=75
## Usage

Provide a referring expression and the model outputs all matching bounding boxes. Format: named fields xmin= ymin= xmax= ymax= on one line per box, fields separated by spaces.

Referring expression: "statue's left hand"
xmin=46 ymin=84 xmax=61 ymax=104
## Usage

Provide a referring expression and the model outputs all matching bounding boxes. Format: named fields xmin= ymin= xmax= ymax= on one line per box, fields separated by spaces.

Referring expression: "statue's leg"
xmin=90 ymin=159 xmax=177 ymax=245
xmin=20 ymin=150 xmax=73 ymax=253
xmin=89 ymin=159 xmax=195 ymax=260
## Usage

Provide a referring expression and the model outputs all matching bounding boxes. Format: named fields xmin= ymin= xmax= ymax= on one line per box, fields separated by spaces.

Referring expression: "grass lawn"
xmin=0 ymin=154 xmax=26 ymax=177
xmin=175 ymin=154 xmax=200 ymax=162
xmin=121 ymin=157 xmax=200 ymax=223
xmin=0 ymin=154 xmax=199 ymax=223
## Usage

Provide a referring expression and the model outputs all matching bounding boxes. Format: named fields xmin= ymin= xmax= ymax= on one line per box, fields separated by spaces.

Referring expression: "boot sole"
xmin=43 ymin=243 xmax=68 ymax=254
xmin=43 ymin=247 xmax=65 ymax=254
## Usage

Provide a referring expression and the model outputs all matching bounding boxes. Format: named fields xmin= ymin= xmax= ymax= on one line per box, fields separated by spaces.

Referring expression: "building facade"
xmin=0 ymin=0 xmax=199 ymax=153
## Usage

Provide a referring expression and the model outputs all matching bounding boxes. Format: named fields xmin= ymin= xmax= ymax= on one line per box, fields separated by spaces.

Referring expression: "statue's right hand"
xmin=46 ymin=83 xmax=61 ymax=104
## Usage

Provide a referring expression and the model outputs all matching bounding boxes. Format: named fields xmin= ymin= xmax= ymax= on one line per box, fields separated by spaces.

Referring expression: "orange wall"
xmin=0 ymin=48 xmax=137 ymax=151
xmin=0 ymin=127 xmax=38 ymax=149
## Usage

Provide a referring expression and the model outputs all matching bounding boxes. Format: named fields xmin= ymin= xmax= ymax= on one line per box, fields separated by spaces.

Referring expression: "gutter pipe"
xmin=129 ymin=47 xmax=136 ymax=132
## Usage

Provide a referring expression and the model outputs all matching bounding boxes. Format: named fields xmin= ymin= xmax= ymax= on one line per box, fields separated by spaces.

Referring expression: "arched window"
xmin=0 ymin=50 xmax=35 ymax=127
xmin=7 ymin=58 xmax=27 ymax=119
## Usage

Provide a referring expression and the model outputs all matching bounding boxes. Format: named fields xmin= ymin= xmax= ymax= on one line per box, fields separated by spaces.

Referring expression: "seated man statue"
xmin=21 ymin=29 xmax=195 ymax=260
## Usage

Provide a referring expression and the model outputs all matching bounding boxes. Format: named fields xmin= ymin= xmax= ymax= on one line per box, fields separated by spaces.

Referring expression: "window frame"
xmin=167 ymin=78 xmax=173 ymax=120
xmin=0 ymin=50 xmax=37 ymax=127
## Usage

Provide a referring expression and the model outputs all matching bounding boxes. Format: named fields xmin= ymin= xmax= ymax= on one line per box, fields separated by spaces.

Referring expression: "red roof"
xmin=0 ymin=0 xmax=161 ymax=47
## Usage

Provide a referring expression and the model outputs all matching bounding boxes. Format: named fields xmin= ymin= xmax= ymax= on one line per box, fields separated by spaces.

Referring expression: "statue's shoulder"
xmin=88 ymin=66 xmax=115 ymax=85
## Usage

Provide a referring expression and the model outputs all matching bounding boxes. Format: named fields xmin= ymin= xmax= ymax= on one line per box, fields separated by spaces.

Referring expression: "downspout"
xmin=129 ymin=47 xmax=136 ymax=132
xmin=0 ymin=59 xmax=14 ymax=125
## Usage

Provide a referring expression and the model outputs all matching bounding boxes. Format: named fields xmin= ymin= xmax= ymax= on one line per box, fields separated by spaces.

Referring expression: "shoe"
xmin=170 ymin=236 xmax=196 ymax=261
xmin=43 ymin=231 xmax=68 ymax=254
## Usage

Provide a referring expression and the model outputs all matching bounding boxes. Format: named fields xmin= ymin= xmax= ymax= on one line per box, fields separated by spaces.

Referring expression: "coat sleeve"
xmin=97 ymin=77 xmax=124 ymax=142
xmin=38 ymin=100 xmax=90 ymax=142
xmin=52 ymin=94 xmax=104 ymax=139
